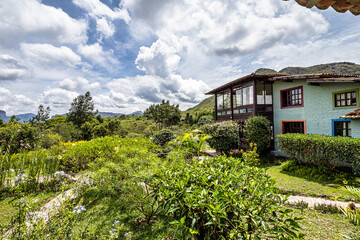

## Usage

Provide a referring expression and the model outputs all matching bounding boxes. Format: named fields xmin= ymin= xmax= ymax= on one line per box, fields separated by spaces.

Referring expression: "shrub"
xmin=152 ymin=129 xmax=175 ymax=146
xmin=152 ymin=156 xmax=303 ymax=239
xmin=278 ymin=133 xmax=360 ymax=175
xmin=202 ymin=121 xmax=239 ymax=154
xmin=244 ymin=115 xmax=271 ymax=153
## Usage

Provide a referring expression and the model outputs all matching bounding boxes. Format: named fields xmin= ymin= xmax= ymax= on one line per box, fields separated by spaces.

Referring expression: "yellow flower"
xmin=114 ymin=147 xmax=119 ymax=153
xmin=343 ymin=180 xmax=348 ymax=185
xmin=58 ymin=155 xmax=62 ymax=160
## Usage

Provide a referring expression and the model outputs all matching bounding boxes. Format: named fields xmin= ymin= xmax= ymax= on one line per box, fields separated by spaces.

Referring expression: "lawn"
xmin=262 ymin=164 xmax=356 ymax=200
xmin=295 ymin=208 xmax=360 ymax=239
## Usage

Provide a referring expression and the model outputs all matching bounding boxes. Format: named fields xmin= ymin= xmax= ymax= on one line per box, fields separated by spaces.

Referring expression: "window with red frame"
xmin=281 ymin=86 xmax=303 ymax=108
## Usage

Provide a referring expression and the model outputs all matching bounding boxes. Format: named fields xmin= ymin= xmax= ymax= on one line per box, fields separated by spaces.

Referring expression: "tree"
xmin=67 ymin=91 xmax=96 ymax=127
xmin=244 ymin=115 xmax=271 ymax=154
xmin=32 ymin=104 xmax=51 ymax=122
xmin=143 ymin=100 xmax=181 ymax=128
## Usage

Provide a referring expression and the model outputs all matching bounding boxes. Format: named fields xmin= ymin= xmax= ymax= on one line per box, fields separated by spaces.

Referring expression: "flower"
xmin=54 ymin=171 xmax=65 ymax=178
xmin=73 ymin=205 xmax=86 ymax=214
xmin=113 ymin=220 xmax=120 ymax=226
xmin=58 ymin=155 xmax=62 ymax=160
xmin=114 ymin=147 xmax=119 ymax=153
xmin=343 ymin=180 xmax=348 ymax=185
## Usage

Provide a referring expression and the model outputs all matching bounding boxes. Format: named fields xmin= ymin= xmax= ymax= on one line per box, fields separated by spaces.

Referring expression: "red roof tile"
xmin=341 ymin=109 xmax=360 ymax=119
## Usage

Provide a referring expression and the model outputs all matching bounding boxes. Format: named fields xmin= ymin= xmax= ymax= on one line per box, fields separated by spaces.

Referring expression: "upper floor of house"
xmin=206 ymin=73 xmax=360 ymax=126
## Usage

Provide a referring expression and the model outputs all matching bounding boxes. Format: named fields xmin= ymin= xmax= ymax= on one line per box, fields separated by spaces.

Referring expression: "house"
xmin=206 ymin=73 xmax=360 ymax=150
xmin=283 ymin=0 xmax=360 ymax=16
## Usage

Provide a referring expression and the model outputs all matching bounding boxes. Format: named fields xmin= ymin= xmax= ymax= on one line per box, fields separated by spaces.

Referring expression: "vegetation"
xmin=143 ymin=100 xmax=181 ymax=128
xmin=153 ymin=154 xmax=303 ymax=239
xmin=244 ymin=115 xmax=271 ymax=153
xmin=202 ymin=121 xmax=240 ymax=154
xmin=278 ymin=133 xmax=360 ymax=175
xmin=255 ymin=62 xmax=360 ymax=75
xmin=67 ymin=91 xmax=97 ymax=128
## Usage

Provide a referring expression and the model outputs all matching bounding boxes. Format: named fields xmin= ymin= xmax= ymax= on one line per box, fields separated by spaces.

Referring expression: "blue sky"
xmin=0 ymin=0 xmax=359 ymax=115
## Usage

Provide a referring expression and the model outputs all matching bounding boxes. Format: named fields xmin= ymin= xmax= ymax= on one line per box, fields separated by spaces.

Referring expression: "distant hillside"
xmin=99 ymin=111 xmax=143 ymax=118
xmin=182 ymin=96 xmax=214 ymax=117
xmin=255 ymin=62 xmax=360 ymax=75
xmin=0 ymin=111 xmax=35 ymax=123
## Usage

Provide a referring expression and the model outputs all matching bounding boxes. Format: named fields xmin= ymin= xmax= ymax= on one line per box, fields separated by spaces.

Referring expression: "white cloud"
xmin=0 ymin=55 xmax=28 ymax=80
xmin=136 ymin=40 xmax=181 ymax=78
xmin=21 ymin=43 xmax=82 ymax=67
xmin=58 ymin=77 xmax=101 ymax=92
xmin=0 ymin=0 xmax=87 ymax=47
xmin=0 ymin=87 xmax=37 ymax=115
xmin=123 ymin=0 xmax=329 ymax=86
xmin=73 ymin=0 xmax=130 ymax=38
xmin=78 ymin=43 xmax=118 ymax=68
xmin=96 ymin=17 xmax=115 ymax=38
xmin=43 ymin=88 xmax=79 ymax=113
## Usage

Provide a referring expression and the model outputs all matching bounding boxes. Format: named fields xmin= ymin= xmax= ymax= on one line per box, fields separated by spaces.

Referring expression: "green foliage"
xmin=202 ymin=121 xmax=239 ymax=154
xmin=38 ymin=131 xmax=61 ymax=149
xmin=144 ymin=99 xmax=181 ymax=127
xmin=152 ymin=129 xmax=175 ymax=146
xmin=31 ymin=104 xmax=51 ymax=123
xmin=67 ymin=91 xmax=96 ymax=127
xmin=278 ymin=133 xmax=360 ymax=175
xmin=0 ymin=124 xmax=38 ymax=154
xmin=80 ymin=122 xmax=94 ymax=140
xmin=196 ymin=115 xmax=213 ymax=126
xmin=152 ymin=155 xmax=303 ymax=239
xmin=314 ymin=203 xmax=342 ymax=214
xmin=244 ymin=115 xmax=271 ymax=153
xmin=171 ymin=131 xmax=210 ymax=157
xmin=279 ymin=160 xmax=358 ymax=186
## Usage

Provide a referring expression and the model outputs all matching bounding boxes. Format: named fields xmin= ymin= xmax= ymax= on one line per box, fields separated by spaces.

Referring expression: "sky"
xmin=0 ymin=0 xmax=359 ymax=115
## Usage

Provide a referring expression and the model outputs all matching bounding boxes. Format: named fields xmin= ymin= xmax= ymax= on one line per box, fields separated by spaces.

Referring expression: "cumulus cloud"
xmin=0 ymin=0 xmax=87 ymax=47
xmin=0 ymin=55 xmax=28 ymax=80
xmin=21 ymin=43 xmax=82 ymax=67
xmin=0 ymin=87 xmax=36 ymax=115
xmin=73 ymin=0 xmax=130 ymax=38
xmin=136 ymin=40 xmax=181 ymax=78
xmin=43 ymin=88 xmax=79 ymax=111
xmin=78 ymin=43 xmax=118 ymax=69
xmin=58 ymin=77 xmax=101 ymax=92
xmin=122 ymin=0 xmax=329 ymax=86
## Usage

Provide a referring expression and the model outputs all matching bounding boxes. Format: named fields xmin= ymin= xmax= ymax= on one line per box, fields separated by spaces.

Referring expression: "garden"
xmin=0 ymin=96 xmax=360 ymax=239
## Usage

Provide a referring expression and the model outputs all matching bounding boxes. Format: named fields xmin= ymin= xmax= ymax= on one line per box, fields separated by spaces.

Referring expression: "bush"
xmin=152 ymin=155 xmax=303 ymax=239
xmin=244 ymin=115 xmax=271 ymax=153
xmin=152 ymin=129 xmax=175 ymax=146
xmin=278 ymin=133 xmax=360 ymax=175
xmin=202 ymin=121 xmax=239 ymax=154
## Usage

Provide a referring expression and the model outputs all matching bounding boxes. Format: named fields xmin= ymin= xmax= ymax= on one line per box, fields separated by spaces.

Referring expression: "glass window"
xmin=217 ymin=91 xmax=230 ymax=110
xmin=281 ymin=86 xmax=303 ymax=108
xmin=265 ymin=83 xmax=272 ymax=104
xmin=334 ymin=91 xmax=356 ymax=107
xmin=334 ymin=121 xmax=351 ymax=137
xmin=282 ymin=121 xmax=305 ymax=134
xmin=257 ymin=83 xmax=265 ymax=104
xmin=234 ymin=85 xmax=253 ymax=107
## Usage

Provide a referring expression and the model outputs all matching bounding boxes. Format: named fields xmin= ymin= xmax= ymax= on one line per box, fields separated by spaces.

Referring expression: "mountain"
xmin=183 ymin=96 xmax=214 ymax=117
xmin=98 ymin=111 xmax=143 ymax=118
xmin=0 ymin=111 xmax=35 ymax=123
xmin=255 ymin=62 xmax=360 ymax=75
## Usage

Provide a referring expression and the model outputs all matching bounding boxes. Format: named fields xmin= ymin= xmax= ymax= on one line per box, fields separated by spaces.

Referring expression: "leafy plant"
xmin=244 ymin=115 xmax=271 ymax=154
xmin=202 ymin=121 xmax=240 ymax=154
xmin=152 ymin=129 xmax=175 ymax=146
xmin=172 ymin=131 xmax=210 ymax=157
xmin=314 ymin=203 xmax=342 ymax=214
xmin=152 ymin=155 xmax=304 ymax=239
xmin=278 ymin=133 xmax=360 ymax=175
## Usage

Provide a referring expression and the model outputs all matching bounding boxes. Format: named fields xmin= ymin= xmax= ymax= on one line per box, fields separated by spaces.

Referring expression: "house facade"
xmin=206 ymin=73 xmax=360 ymax=150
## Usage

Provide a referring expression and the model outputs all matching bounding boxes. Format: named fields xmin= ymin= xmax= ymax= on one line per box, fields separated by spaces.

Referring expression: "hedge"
xmin=277 ymin=133 xmax=360 ymax=175
xmin=202 ymin=121 xmax=239 ymax=154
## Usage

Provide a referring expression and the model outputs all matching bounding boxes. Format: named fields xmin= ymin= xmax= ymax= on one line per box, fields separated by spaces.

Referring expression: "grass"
xmin=294 ymin=208 xmax=360 ymax=239
xmin=0 ymin=191 xmax=55 ymax=226
xmin=262 ymin=164 xmax=355 ymax=200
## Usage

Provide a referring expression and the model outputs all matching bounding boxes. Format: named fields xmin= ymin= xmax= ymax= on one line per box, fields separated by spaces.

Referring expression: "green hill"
xmin=255 ymin=62 xmax=360 ymax=75
xmin=182 ymin=96 xmax=214 ymax=118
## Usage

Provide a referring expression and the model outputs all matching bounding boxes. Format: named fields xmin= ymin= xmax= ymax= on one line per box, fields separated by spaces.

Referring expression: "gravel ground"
xmin=286 ymin=195 xmax=360 ymax=209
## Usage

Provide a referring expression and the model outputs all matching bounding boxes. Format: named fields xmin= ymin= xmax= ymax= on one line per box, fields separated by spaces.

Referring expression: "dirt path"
xmin=286 ymin=195 xmax=360 ymax=209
